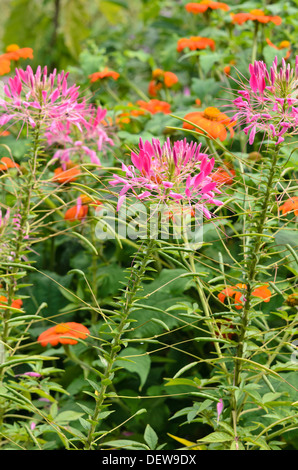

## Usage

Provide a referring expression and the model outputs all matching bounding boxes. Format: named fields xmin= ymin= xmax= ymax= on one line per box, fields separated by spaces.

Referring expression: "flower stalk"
xmin=84 ymin=238 xmax=156 ymax=449
xmin=232 ymin=144 xmax=281 ymax=417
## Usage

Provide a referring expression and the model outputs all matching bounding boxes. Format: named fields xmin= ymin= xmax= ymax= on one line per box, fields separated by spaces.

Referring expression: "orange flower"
xmin=211 ymin=166 xmax=235 ymax=185
xmin=195 ymin=98 xmax=202 ymax=106
xmin=182 ymin=107 xmax=236 ymax=141
xmin=89 ymin=68 xmax=120 ymax=83
xmin=38 ymin=322 xmax=90 ymax=347
xmin=279 ymin=196 xmax=298 ymax=216
xmin=231 ymin=10 xmax=282 ymax=26
xmin=0 ymin=56 xmax=11 ymax=76
xmin=163 ymin=71 xmax=179 ymax=88
xmin=266 ymin=38 xmax=291 ymax=59
xmin=218 ymin=283 xmax=271 ymax=310
xmin=0 ymin=157 xmax=20 ymax=171
xmin=52 ymin=165 xmax=80 ymax=184
xmin=136 ymin=99 xmax=171 ymax=114
xmin=0 ymin=131 xmax=10 ymax=137
xmin=64 ymin=204 xmax=89 ymax=221
xmin=185 ymin=1 xmax=230 ymax=14
xmin=5 ymin=44 xmax=34 ymax=61
xmin=148 ymin=80 xmax=163 ymax=97
xmin=64 ymin=195 xmax=102 ymax=221
xmin=0 ymin=296 xmax=23 ymax=310
xmin=177 ymin=36 xmax=215 ymax=52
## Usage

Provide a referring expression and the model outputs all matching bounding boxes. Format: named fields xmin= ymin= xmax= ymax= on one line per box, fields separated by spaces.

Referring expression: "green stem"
xmin=84 ymin=239 xmax=155 ymax=449
xmin=232 ymin=145 xmax=280 ymax=418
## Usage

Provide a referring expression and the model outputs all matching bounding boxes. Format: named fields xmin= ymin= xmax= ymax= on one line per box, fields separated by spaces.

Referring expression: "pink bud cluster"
xmin=109 ymin=137 xmax=223 ymax=219
xmin=232 ymin=56 xmax=298 ymax=145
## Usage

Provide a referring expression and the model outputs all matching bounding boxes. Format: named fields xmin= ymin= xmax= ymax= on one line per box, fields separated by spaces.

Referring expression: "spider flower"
xmin=45 ymin=104 xmax=114 ymax=166
xmin=185 ymin=1 xmax=229 ymax=14
xmin=231 ymin=55 xmax=298 ymax=145
xmin=109 ymin=137 xmax=223 ymax=219
xmin=0 ymin=65 xmax=86 ymax=130
xmin=38 ymin=322 xmax=90 ymax=347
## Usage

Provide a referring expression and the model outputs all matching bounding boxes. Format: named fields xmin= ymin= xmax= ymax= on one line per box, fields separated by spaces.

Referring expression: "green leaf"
xmin=198 ymin=432 xmax=233 ymax=443
xmin=114 ymin=347 xmax=151 ymax=390
xmin=144 ymin=424 xmax=158 ymax=450
xmin=55 ymin=410 xmax=84 ymax=424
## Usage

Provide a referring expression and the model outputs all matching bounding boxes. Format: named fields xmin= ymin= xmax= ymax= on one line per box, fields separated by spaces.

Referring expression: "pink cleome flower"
xmin=45 ymin=105 xmax=114 ymax=167
xmin=232 ymin=55 xmax=298 ymax=145
xmin=109 ymin=137 xmax=223 ymax=219
xmin=0 ymin=65 xmax=86 ymax=131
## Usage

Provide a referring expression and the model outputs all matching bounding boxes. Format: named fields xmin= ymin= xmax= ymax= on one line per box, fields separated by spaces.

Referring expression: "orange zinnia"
xmin=52 ymin=165 xmax=80 ymax=184
xmin=185 ymin=1 xmax=229 ymax=14
xmin=218 ymin=283 xmax=271 ymax=310
xmin=266 ymin=38 xmax=291 ymax=59
xmin=38 ymin=322 xmax=90 ymax=347
xmin=148 ymin=80 xmax=163 ymax=97
xmin=231 ymin=10 xmax=282 ymax=26
xmin=177 ymin=36 xmax=215 ymax=53
xmin=136 ymin=99 xmax=171 ymax=114
xmin=279 ymin=196 xmax=298 ymax=216
xmin=0 ymin=56 xmax=11 ymax=76
xmin=5 ymin=44 xmax=34 ymax=61
xmin=0 ymin=296 xmax=23 ymax=310
xmin=182 ymin=107 xmax=236 ymax=141
xmin=64 ymin=204 xmax=89 ymax=221
xmin=0 ymin=157 xmax=20 ymax=171
xmin=89 ymin=67 xmax=120 ymax=83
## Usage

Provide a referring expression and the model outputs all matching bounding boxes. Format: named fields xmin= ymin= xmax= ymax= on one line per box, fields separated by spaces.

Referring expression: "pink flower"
xmin=0 ymin=66 xmax=86 ymax=131
xmin=217 ymin=398 xmax=224 ymax=423
xmin=45 ymin=105 xmax=114 ymax=167
xmin=109 ymin=137 xmax=223 ymax=218
xmin=231 ymin=56 xmax=298 ymax=145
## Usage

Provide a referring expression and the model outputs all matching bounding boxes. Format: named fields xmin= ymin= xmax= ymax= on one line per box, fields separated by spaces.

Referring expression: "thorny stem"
xmin=232 ymin=145 xmax=281 ymax=428
xmin=0 ymin=122 xmax=42 ymax=369
xmin=84 ymin=239 xmax=156 ymax=450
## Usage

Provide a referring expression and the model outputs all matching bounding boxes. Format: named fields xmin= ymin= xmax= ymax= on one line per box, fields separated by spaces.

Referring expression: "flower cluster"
xmin=109 ymin=137 xmax=223 ymax=219
xmin=232 ymin=56 xmax=298 ymax=145
xmin=45 ymin=104 xmax=114 ymax=167
xmin=0 ymin=65 xmax=86 ymax=130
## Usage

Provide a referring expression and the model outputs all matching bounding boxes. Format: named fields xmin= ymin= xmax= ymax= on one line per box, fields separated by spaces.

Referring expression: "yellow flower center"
xmin=279 ymin=40 xmax=290 ymax=49
xmin=250 ymin=9 xmax=265 ymax=16
xmin=6 ymin=44 xmax=20 ymax=52
xmin=55 ymin=324 xmax=70 ymax=334
xmin=203 ymin=107 xmax=221 ymax=121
